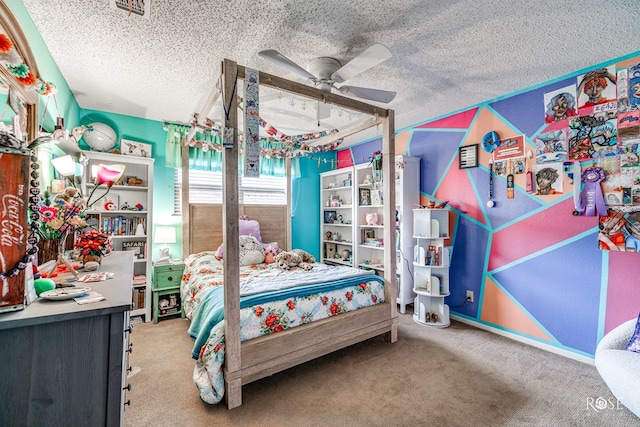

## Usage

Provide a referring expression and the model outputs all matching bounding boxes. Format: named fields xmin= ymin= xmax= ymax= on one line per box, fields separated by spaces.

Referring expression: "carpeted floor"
xmin=124 ymin=311 xmax=640 ymax=427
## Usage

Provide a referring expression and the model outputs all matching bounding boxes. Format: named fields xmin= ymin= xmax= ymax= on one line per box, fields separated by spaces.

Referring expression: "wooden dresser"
xmin=0 ymin=251 xmax=134 ymax=426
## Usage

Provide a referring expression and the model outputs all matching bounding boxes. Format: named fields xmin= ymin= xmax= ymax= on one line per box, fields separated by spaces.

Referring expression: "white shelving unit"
xmin=81 ymin=151 xmax=154 ymax=322
xmin=320 ymin=167 xmax=355 ymax=267
xmin=319 ymin=157 xmax=419 ymax=314
xmin=412 ymin=208 xmax=451 ymax=327
xmin=394 ymin=156 xmax=420 ymax=314
xmin=354 ymin=161 xmax=385 ymax=275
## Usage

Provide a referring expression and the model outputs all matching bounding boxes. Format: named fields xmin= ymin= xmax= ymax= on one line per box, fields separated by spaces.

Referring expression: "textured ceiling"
xmin=20 ymin=0 xmax=640 ymax=144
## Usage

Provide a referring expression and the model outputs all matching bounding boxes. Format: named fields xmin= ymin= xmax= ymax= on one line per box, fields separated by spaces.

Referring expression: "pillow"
xmin=240 ymin=219 xmax=262 ymax=243
xmin=626 ymin=313 xmax=640 ymax=353
xmin=263 ymin=243 xmax=280 ymax=264
xmin=215 ymin=218 xmax=264 ymax=259
xmin=238 ymin=235 xmax=264 ymax=266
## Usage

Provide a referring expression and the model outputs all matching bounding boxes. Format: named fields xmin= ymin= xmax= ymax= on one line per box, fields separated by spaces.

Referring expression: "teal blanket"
xmin=188 ymin=274 xmax=384 ymax=359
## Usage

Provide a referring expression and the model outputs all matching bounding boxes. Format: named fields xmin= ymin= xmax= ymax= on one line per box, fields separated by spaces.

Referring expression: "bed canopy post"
xmin=181 ymin=144 xmax=189 ymax=260
xmin=382 ymin=110 xmax=398 ymax=342
xmin=221 ymin=58 xmax=243 ymax=409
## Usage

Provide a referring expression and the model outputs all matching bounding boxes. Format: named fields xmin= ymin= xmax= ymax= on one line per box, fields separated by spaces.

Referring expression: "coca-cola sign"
xmin=0 ymin=150 xmax=29 ymax=313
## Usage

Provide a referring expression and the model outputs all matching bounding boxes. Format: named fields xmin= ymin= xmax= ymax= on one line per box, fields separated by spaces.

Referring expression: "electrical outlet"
xmin=466 ymin=290 xmax=474 ymax=302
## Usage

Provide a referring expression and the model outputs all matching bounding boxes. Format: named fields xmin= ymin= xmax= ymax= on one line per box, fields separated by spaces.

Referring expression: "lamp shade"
xmin=154 ymin=226 xmax=176 ymax=244
xmin=51 ymin=155 xmax=76 ymax=177
xmin=95 ymin=164 xmax=126 ymax=185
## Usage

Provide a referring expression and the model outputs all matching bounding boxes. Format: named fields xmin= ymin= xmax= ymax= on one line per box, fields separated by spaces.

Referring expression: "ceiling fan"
xmin=258 ymin=43 xmax=396 ymax=120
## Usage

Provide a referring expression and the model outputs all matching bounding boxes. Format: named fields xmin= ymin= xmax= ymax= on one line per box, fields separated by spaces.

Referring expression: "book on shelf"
xmin=122 ymin=239 xmax=147 ymax=259
xmin=132 ymin=274 xmax=147 ymax=285
xmin=101 ymin=216 xmax=146 ymax=236
xmin=131 ymin=287 xmax=146 ymax=309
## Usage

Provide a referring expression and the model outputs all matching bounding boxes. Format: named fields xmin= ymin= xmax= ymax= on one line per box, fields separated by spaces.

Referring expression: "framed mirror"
xmin=0 ymin=1 xmax=38 ymax=142
xmin=0 ymin=1 xmax=40 ymax=313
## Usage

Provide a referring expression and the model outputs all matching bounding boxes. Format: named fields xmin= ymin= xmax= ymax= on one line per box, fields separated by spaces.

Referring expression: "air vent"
xmin=110 ymin=0 xmax=150 ymax=18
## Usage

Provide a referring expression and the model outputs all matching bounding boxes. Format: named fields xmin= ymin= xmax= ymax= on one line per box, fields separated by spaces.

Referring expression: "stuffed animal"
xmin=263 ymin=243 xmax=280 ymax=264
xmin=52 ymin=187 xmax=80 ymax=204
xmin=275 ymin=249 xmax=316 ymax=271
xmin=238 ymin=235 xmax=265 ymax=266
xmin=366 ymin=212 xmax=378 ymax=225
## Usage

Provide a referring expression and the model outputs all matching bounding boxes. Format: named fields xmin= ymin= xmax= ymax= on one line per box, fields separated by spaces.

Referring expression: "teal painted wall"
xmin=292 ymin=153 xmax=335 ymax=259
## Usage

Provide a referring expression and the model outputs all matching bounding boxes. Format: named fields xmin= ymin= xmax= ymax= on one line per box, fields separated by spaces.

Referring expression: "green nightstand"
xmin=152 ymin=262 xmax=185 ymax=324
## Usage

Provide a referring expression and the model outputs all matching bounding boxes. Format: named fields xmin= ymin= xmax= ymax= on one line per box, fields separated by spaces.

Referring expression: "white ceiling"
xmin=20 ymin=0 xmax=640 ymax=145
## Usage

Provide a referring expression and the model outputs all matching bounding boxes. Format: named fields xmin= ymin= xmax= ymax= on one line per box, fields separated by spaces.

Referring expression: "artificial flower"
xmin=7 ymin=63 xmax=28 ymax=77
xmin=31 ymin=191 xmax=88 ymax=241
xmin=16 ymin=71 xmax=36 ymax=86
xmin=75 ymin=230 xmax=110 ymax=257
xmin=0 ymin=34 xmax=13 ymax=53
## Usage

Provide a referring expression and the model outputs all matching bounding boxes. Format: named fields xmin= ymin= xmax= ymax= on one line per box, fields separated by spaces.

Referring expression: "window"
xmin=174 ymin=169 xmax=287 ymax=214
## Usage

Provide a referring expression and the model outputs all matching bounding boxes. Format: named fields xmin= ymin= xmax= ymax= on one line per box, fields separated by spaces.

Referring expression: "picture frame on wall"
xmin=459 ymin=144 xmax=479 ymax=169
xmin=121 ymin=139 xmax=152 ymax=157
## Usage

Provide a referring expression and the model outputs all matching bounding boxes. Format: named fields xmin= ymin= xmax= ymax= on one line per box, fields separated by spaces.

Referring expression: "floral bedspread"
xmin=180 ymin=251 xmax=386 ymax=404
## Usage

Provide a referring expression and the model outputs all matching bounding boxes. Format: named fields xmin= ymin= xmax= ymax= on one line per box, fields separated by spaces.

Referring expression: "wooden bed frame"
xmin=188 ymin=203 xmax=289 ymax=252
xmin=182 ymin=58 xmax=397 ymax=409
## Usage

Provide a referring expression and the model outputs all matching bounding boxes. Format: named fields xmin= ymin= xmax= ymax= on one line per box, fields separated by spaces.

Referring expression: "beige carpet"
xmin=125 ymin=312 xmax=640 ymax=427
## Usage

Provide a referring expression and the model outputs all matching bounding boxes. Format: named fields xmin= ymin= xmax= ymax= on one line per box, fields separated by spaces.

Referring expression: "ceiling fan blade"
xmin=337 ymin=85 xmax=396 ymax=103
xmin=258 ymin=50 xmax=317 ymax=82
xmin=331 ymin=43 xmax=392 ymax=84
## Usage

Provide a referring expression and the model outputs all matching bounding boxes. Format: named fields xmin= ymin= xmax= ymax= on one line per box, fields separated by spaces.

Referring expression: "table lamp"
xmin=154 ymin=226 xmax=176 ymax=264
xmin=51 ymin=154 xmax=81 ymax=188
xmin=86 ymin=163 xmax=126 ymax=208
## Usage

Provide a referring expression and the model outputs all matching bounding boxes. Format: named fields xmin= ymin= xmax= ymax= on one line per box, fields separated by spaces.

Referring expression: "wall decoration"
xmin=244 ymin=67 xmax=260 ymax=177
xmin=533 ymin=162 xmax=563 ymax=195
xmin=568 ymin=113 xmax=618 ymax=162
xmin=599 ymin=211 xmax=640 ymax=252
xmin=577 ymin=66 xmax=617 ymax=115
xmin=617 ymin=110 xmax=640 ymax=143
xmin=481 ymin=131 xmax=499 ymax=153
xmin=121 ymin=139 xmax=152 ymax=157
xmin=493 ymin=135 xmax=525 ymax=162
xmin=534 ymin=129 xmax=567 ymax=163
xmin=458 ymin=144 xmax=478 ymax=168
xmin=628 ymin=62 xmax=640 ymax=111
xmin=543 ymin=85 xmax=577 ymax=123
xmin=512 ymin=157 xmax=526 ymax=175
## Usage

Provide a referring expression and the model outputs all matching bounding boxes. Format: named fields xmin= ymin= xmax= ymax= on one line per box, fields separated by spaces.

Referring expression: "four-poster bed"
xmin=180 ymin=58 xmax=397 ymax=409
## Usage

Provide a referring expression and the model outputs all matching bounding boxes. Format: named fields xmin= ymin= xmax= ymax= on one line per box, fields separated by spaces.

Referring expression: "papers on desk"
xmin=74 ymin=291 xmax=106 ymax=305
xmin=77 ymin=272 xmax=114 ymax=283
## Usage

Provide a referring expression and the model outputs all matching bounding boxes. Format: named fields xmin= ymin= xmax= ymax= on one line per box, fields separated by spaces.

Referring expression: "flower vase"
xmin=36 ymin=239 xmax=59 ymax=265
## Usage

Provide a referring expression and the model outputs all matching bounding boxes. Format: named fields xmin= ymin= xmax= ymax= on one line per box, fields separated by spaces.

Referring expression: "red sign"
xmin=0 ymin=150 xmax=29 ymax=313
xmin=493 ymin=135 xmax=525 ymax=161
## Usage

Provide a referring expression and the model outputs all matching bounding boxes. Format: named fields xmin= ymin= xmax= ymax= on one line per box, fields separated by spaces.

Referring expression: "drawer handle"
xmin=167 ymin=276 xmax=173 ymax=282
xmin=127 ymin=343 xmax=133 ymax=353
xmin=123 ymin=383 xmax=132 ymax=391
xmin=125 ymin=325 xmax=133 ymax=334
xmin=124 ymin=399 xmax=131 ymax=407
